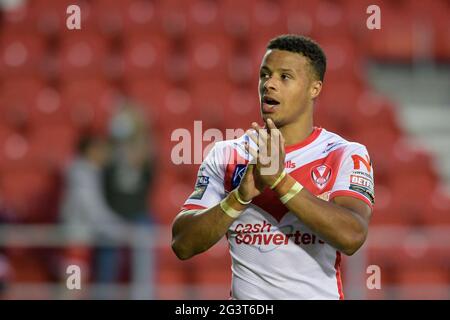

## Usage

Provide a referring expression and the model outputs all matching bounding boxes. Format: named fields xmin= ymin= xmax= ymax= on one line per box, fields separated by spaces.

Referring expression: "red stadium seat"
xmin=122 ymin=33 xmax=172 ymax=82
xmin=395 ymin=266 xmax=450 ymax=299
xmin=155 ymin=246 xmax=196 ymax=299
xmin=224 ymin=86 xmax=260 ymax=130
xmin=6 ymin=248 xmax=53 ymax=286
xmin=158 ymin=0 xmax=189 ymax=38
xmin=186 ymin=35 xmax=234 ymax=81
xmin=90 ymin=0 xmax=132 ymax=37
xmin=370 ymin=183 xmax=402 ymax=225
xmin=60 ymin=79 xmax=119 ymax=132
xmin=0 ymin=77 xmax=45 ymax=129
xmin=28 ymin=125 xmax=78 ymax=169
xmin=221 ymin=0 xmax=254 ymax=39
xmin=121 ymin=0 xmax=162 ymax=35
xmin=150 ymin=172 xmax=194 ymax=225
xmin=163 ymin=52 xmax=190 ymax=83
xmin=0 ymin=129 xmax=32 ymax=170
xmin=28 ymin=86 xmax=72 ymax=128
xmin=423 ymin=188 xmax=450 ymax=225
xmin=183 ymin=0 xmax=225 ymax=36
xmin=227 ymin=53 xmax=256 ymax=86
xmin=316 ymin=80 xmax=365 ymax=136
xmin=362 ymin=1 xmax=415 ymax=61
xmin=57 ymin=33 xmax=110 ymax=81
xmin=125 ymin=79 xmax=195 ymax=132
xmin=185 ymin=34 xmax=234 ymax=82
xmin=432 ymin=1 xmax=450 ymax=61
xmin=315 ymin=35 xmax=363 ymax=83
xmin=188 ymin=81 xmax=233 ymax=129
xmin=0 ymin=33 xmax=46 ymax=79
xmin=1 ymin=2 xmax=38 ymax=35
xmin=387 ymin=161 xmax=438 ymax=226
xmin=0 ymin=163 xmax=60 ymax=223
xmin=281 ymin=0 xmax=319 ymax=36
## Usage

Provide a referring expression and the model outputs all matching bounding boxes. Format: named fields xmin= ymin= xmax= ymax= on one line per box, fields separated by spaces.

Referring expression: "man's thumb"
xmin=243 ymin=164 xmax=254 ymax=180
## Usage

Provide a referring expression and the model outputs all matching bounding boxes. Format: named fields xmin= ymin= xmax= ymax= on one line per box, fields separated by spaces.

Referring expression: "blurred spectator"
xmin=104 ymin=101 xmax=156 ymax=225
xmin=59 ymin=134 xmax=127 ymax=293
xmin=101 ymin=101 xmax=157 ymax=297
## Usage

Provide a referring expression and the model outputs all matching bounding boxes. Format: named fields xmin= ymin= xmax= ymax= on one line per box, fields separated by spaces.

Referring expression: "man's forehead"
xmin=260 ymin=49 xmax=308 ymax=71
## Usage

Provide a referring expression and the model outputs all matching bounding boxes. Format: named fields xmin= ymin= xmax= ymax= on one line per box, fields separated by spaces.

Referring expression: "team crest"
xmin=311 ymin=164 xmax=332 ymax=189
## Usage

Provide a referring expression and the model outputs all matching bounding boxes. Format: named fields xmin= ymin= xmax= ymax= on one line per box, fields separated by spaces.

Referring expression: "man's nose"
xmin=263 ymin=76 xmax=278 ymax=92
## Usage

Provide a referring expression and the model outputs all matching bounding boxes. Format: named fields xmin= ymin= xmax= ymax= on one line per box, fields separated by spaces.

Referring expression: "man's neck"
xmin=278 ymin=113 xmax=314 ymax=147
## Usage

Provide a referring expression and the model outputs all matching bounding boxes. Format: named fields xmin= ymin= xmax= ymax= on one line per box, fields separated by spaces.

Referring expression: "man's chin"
xmin=261 ymin=113 xmax=283 ymax=127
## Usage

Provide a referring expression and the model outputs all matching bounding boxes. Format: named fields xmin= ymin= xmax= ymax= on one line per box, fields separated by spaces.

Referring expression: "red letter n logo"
xmin=351 ymin=154 xmax=372 ymax=172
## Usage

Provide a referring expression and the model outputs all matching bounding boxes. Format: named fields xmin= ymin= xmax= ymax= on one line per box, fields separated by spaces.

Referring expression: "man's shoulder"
xmin=320 ymin=128 xmax=369 ymax=154
xmin=208 ymin=135 xmax=247 ymax=157
xmin=202 ymin=135 xmax=248 ymax=170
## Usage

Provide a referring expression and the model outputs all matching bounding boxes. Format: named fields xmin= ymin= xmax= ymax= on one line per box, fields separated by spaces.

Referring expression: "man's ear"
xmin=310 ymin=80 xmax=323 ymax=100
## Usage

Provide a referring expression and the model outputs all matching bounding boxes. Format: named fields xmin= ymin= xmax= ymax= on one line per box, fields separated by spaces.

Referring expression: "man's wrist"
xmin=273 ymin=173 xmax=296 ymax=196
xmin=270 ymin=170 xmax=287 ymax=189
xmin=223 ymin=190 xmax=250 ymax=213
xmin=273 ymin=174 xmax=304 ymax=204
xmin=236 ymin=186 xmax=253 ymax=203
xmin=234 ymin=189 xmax=252 ymax=205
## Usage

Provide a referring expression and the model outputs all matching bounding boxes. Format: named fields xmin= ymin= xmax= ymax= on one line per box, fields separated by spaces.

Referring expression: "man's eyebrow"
xmin=278 ymin=68 xmax=296 ymax=73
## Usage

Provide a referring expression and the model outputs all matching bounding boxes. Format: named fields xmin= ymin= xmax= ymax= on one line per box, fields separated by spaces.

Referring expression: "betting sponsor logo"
xmin=349 ymin=168 xmax=375 ymax=204
xmin=350 ymin=174 xmax=373 ymax=189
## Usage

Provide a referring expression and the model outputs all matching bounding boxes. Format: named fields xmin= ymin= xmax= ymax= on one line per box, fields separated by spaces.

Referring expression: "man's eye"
xmin=281 ymin=74 xmax=290 ymax=80
xmin=260 ymin=73 xmax=269 ymax=79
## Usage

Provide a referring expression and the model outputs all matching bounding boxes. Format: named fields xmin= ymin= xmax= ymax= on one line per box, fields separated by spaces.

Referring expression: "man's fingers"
xmin=246 ymin=129 xmax=267 ymax=150
xmin=251 ymin=122 xmax=268 ymax=140
xmin=266 ymin=118 xmax=278 ymax=130
xmin=245 ymin=144 xmax=259 ymax=161
xmin=244 ymin=163 xmax=255 ymax=177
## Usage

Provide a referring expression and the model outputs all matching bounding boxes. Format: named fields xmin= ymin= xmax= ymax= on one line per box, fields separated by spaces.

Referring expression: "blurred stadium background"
xmin=0 ymin=0 xmax=449 ymax=299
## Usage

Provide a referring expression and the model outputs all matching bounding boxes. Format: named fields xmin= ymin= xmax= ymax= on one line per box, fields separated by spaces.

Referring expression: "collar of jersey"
xmin=284 ymin=126 xmax=322 ymax=153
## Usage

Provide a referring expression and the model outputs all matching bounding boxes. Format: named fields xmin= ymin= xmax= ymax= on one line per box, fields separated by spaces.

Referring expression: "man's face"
xmin=258 ymin=49 xmax=318 ymax=127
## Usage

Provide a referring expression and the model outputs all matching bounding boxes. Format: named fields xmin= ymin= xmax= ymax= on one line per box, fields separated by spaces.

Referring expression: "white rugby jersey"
xmin=182 ymin=127 xmax=375 ymax=300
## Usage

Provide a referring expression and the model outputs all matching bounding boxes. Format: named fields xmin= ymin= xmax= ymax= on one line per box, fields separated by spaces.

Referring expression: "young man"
xmin=171 ymin=35 xmax=375 ymax=299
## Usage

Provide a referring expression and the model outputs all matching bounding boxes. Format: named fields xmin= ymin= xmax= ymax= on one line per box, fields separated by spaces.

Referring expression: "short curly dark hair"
xmin=267 ymin=34 xmax=326 ymax=82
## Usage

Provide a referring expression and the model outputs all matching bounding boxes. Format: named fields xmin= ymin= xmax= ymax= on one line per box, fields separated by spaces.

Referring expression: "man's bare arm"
xmin=274 ymin=175 xmax=372 ymax=255
xmin=171 ymin=192 xmax=246 ymax=260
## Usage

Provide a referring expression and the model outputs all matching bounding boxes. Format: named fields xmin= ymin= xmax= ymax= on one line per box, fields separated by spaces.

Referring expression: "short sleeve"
xmin=329 ymin=144 xmax=375 ymax=208
xmin=181 ymin=143 xmax=226 ymax=211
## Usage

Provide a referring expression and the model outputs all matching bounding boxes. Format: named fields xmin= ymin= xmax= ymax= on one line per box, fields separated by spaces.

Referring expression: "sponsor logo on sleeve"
xmin=231 ymin=164 xmax=247 ymax=189
xmin=351 ymin=154 xmax=372 ymax=172
xmin=189 ymin=175 xmax=210 ymax=200
xmin=349 ymin=171 xmax=375 ymax=204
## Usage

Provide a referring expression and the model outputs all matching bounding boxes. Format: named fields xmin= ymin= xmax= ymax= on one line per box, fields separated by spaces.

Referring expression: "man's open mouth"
xmin=262 ymin=96 xmax=280 ymax=106
xmin=262 ymin=96 xmax=280 ymax=113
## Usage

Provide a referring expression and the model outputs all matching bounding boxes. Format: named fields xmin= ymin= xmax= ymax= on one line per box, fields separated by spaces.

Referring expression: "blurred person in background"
xmin=102 ymin=101 xmax=157 ymax=297
xmin=60 ymin=133 xmax=127 ymax=296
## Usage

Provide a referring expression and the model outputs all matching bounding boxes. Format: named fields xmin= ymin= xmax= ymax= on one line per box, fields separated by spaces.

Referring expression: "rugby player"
xmin=171 ymin=35 xmax=375 ymax=299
